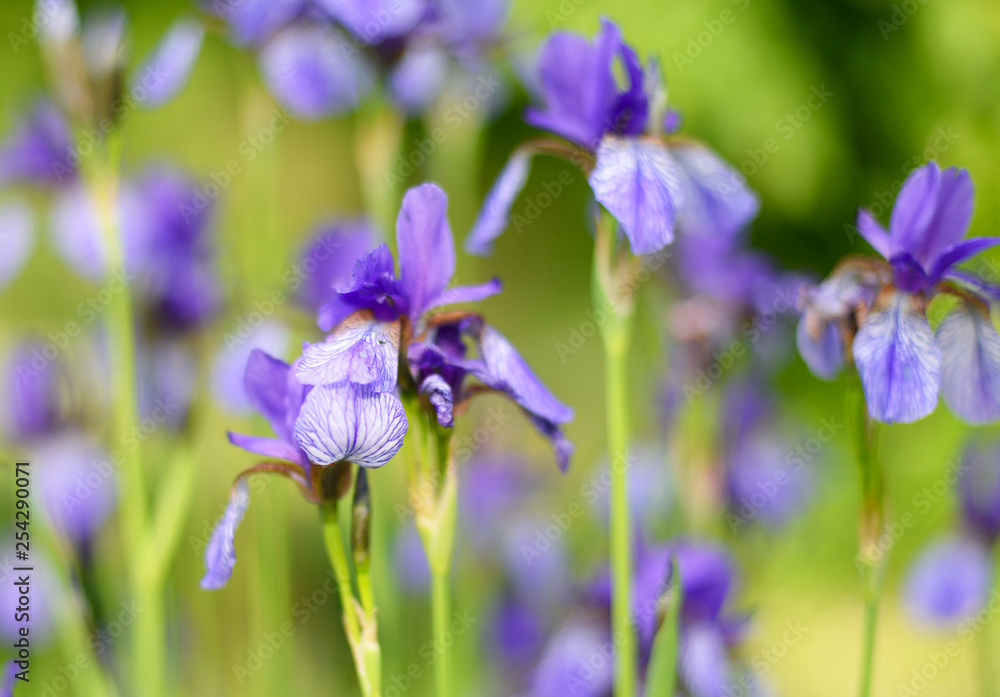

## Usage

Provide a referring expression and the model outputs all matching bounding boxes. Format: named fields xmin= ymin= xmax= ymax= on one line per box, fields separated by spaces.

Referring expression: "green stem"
xmin=431 ymin=569 xmax=453 ymax=697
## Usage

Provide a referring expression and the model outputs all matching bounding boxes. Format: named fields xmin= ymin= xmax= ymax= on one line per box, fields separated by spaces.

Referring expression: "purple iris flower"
xmin=0 ymin=100 xmax=74 ymax=187
xmin=295 ymin=182 xmax=573 ymax=470
xmin=904 ymin=534 xmax=994 ymax=628
xmin=466 ymin=19 xmax=758 ymax=256
xmin=798 ymin=162 xmax=1000 ymax=424
xmin=2 ymin=341 xmax=64 ymax=442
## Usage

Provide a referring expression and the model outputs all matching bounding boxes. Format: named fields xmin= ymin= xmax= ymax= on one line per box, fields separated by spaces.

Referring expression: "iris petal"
xmin=133 ymin=19 xmax=203 ymax=108
xmin=795 ymin=316 xmax=844 ymax=380
xmin=243 ymin=349 xmax=293 ymax=437
xmin=904 ymin=535 xmax=993 ymax=627
xmin=201 ymin=479 xmax=251 ymax=589
xmin=227 ymin=431 xmax=303 ymax=464
xmin=0 ymin=200 xmax=34 ymax=290
xmin=397 ymin=183 xmax=455 ymax=319
xmin=671 ymin=144 xmax=759 ymax=239
xmin=419 ymin=374 xmax=454 ymax=427
xmin=856 ymin=208 xmax=891 ymax=259
xmin=465 ymin=149 xmax=533 ymax=256
xmin=852 ymin=292 xmax=941 ymax=423
xmin=293 ymin=384 xmax=408 ymax=467
xmin=936 ymin=306 xmax=1000 ymax=424
xmin=589 ymin=136 xmax=683 ymax=254
xmin=296 ymin=313 xmax=400 ymax=392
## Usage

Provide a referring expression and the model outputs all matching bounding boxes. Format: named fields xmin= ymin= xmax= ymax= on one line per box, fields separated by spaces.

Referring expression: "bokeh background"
xmin=1 ymin=0 xmax=1000 ymax=694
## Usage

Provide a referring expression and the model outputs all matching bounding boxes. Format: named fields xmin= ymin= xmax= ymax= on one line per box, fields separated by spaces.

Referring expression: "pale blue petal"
xmin=293 ymin=384 xmax=408 ymax=467
xmin=465 ymin=149 xmax=533 ymax=255
xmin=588 ymin=136 xmax=683 ymax=254
xmin=295 ymin=314 xmax=399 ymax=392
xmin=133 ymin=19 xmax=203 ymax=108
xmin=795 ymin=316 xmax=843 ymax=380
xmin=852 ymin=292 xmax=941 ymax=423
xmin=201 ymin=478 xmax=251 ymax=589
xmin=671 ymin=144 xmax=759 ymax=239
xmin=936 ymin=306 xmax=1000 ymax=424
xmin=0 ymin=200 xmax=34 ymax=290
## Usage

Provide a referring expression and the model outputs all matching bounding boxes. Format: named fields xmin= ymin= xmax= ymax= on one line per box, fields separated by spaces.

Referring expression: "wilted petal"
xmin=296 ymin=314 xmax=400 ymax=392
xmin=856 ymin=208 xmax=891 ymax=259
xmin=852 ymin=292 xmax=941 ymax=423
xmin=936 ymin=306 xmax=1000 ymax=424
xmin=795 ymin=316 xmax=843 ymax=380
xmin=671 ymin=144 xmax=759 ymax=239
xmin=904 ymin=535 xmax=993 ymax=627
xmin=465 ymin=149 xmax=533 ymax=256
xmin=201 ymin=478 xmax=251 ymax=589
xmin=259 ymin=25 xmax=370 ymax=120
xmin=397 ymin=183 xmax=455 ymax=318
xmin=589 ymin=136 xmax=683 ymax=254
xmin=133 ymin=19 xmax=203 ymax=108
xmin=0 ymin=200 xmax=34 ymax=290
xmin=419 ymin=374 xmax=454 ymax=427
xmin=293 ymin=384 xmax=407 ymax=467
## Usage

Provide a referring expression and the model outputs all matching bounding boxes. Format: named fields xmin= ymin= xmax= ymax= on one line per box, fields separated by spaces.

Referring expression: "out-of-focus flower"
xmin=294 ymin=219 xmax=379 ymax=312
xmin=958 ymin=442 xmax=1000 ymax=543
xmin=393 ymin=521 xmax=431 ymax=594
xmin=1 ymin=340 xmax=64 ymax=442
xmin=797 ymin=162 xmax=1000 ymax=424
xmin=0 ymin=200 xmax=34 ymax=291
xmin=904 ymin=535 xmax=994 ymax=627
xmin=0 ymin=100 xmax=74 ymax=187
xmin=295 ymin=182 xmax=573 ymax=470
xmin=210 ymin=320 xmax=290 ymax=414
xmin=33 ymin=432 xmax=116 ymax=545
xmin=466 ymin=19 xmax=757 ymax=256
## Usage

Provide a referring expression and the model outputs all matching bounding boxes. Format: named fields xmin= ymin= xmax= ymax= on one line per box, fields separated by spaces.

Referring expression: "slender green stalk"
xmin=431 ymin=569 xmax=453 ymax=697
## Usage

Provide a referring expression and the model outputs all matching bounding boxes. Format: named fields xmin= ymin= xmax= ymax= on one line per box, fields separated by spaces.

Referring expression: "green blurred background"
xmin=2 ymin=0 xmax=1000 ymax=694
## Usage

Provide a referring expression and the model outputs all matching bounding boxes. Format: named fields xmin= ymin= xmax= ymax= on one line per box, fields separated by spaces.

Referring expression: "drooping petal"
xmin=0 ymin=200 xmax=34 ymax=290
xmin=795 ymin=316 xmax=844 ymax=380
xmin=904 ymin=535 xmax=993 ymax=627
xmin=589 ymin=136 xmax=683 ymax=254
xmin=419 ymin=374 xmax=454 ymax=427
xmin=671 ymin=144 xmax=759 ymax=239
xmin=133 ymin=19 xmax=203 ymax=108
xmin=852 ymin=292 xmax=941 ymax=423
xmin=258 ymin=25 xmax=371 ymax=120
xmin=928 ymin=236 xmax=1000 ymax=284
xmin=295 ymin=313 xmax=400 ymax=392
xmin=426 ymin=278 xmax=502 ymax=310
xmin=228 ymin=431 xmax=303 ymax=464
xmin=201 ymin=478 xmax=251 ymax=589
xmin=465 ymin=149 xmax=533 ymax=256
xmin=396 ymin=183 xmax=455 ymax=319
xmin=856 ymin=208 xmax=891 ymax=259
xmin=293 ymin=384 xmax=408 ymax=467
xmin=936 ymin=306 xmax=1000 ymax=424
xmin=473 ymin=326 xmax=573 ymax=425
xmin=891 ymin=163 xmax=974 ymax=269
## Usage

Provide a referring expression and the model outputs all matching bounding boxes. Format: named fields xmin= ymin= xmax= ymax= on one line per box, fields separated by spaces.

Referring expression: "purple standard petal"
xmin=671 ymin=144 xmax=759 ymax=239
xmin=795 ymin=316 xmax=844 ymax=380
xmin=34 ymin=432 xmax=116 ymax=545
xmin=936 ymin=305 xmax=1000 ymax=424
xmin=320 ymin=244 xmax=403 ymax=330
xmin=133 ymin=19 xmax=203 ymax=108
xmin=959 ymin=443 xmax=1000 ymax=543
xmin=0 ymin=199 xmax=34 ymax=290
xmin=201 ymin=478 xmax=251 ymax=589
xmin=890 ymin=163 xmax=974 ymax=270
xmin=419 ymin=374 xmax=454 ymax=427
xmin=396 ymin=183 xmax=455 ymax=319
xmin=852 ymin=292 xmax=941 ymax=424
xmin=525 ymin=20 xmax=624 ymax=148
xmin=296 ymin=313 xmax=400 ymax=391
xmin=856 ymin=208 xmax=891 ymax=259
xmin=904 ymin=535 xmax=993 ymax=627
xmin=295 ymin=219 xmax=378 ymax=311
xmin=241 ymin=346 xmax=296 ymax=436
xmin=589 ymin=136 xmax=683 ymax=254
xmin=293 ymin=384 xmax=407 ymax=467
xmin=0 ymin=100 xmax=74 ymax=187
xmin=465 ymin=149 xmax=533 ymax=256
xmin=258 ymin=25 xmax=371 ymax=120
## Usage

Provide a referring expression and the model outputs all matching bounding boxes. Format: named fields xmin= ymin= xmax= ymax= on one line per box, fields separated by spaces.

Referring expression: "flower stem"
xmin=593 ymin=211 xmax=637 ymax=697
xmin=320 ymin=499 xmax=366 ymax=680
xmin=431 ymin=569 xmax=454 ymax=697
